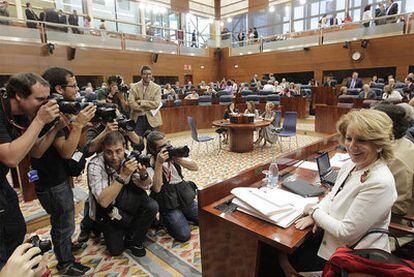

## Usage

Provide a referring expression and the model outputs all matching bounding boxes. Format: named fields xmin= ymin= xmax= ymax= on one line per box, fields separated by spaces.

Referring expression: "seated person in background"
xmin=323 ymin=76 xmax=336 ymax=87
xmin=405 ymin=77 xmax=414 ymax=93
xmin=163 ymin=83 xmax=175 ymax=95
xmin=244 ymin=101 xmax=259 ymax=118
xmin=239 ymin=83 xmax=250 ymax=92
xmin=262 ymin=80 xmax=275 ymax=92
xmin=255 ymin=102 xmax=279 ymax=147
xmin=184 ymin=90 xmax=199 ymax=100
xmin=199 ymin=81 xmax=207 ymax=90
xmin=388 ymin=77 xmax=396 ymax=86
xmin=373 ymin=104 xmax=414 ymax=220
xmin=339 ymin=86 xmax=348 ymax=96
xmin=231 ymin=79 xmax=238 ymax=93
xmin=371 ymin=75 xmax=378 ymax=84
xmin=147 ymin=131 xmax=199 ymax=242
xmin=279 ymin=87 xmax=292 ymax=97
xmin=87 ymin=131 xmax=157 ymax=257
xmin=82 ymin=86 xmax=97 ymax=102
xmin=281 ymin=109 xmax=397 ymax=274
xmin=184 ymin=81 xmax=194 ymax=91
xmin=346 ymin=72 xmax=363 ymax=89
xmin=382 ymin=84 xmax=403 ymax=101
xmin=274 ymin=81 xmax=284 ymax=93
xmin=224 ymin=80 xmax=234 ymax=95
xmin=223 ymin=102 xmax=238 ymax=119
xmin=358 ymin=84 xmax=376 ymax=99
xmin=173 ymin=81 xmax=183 ymax=94
xmin=203 ymin=86 xmax=217 ymax=96
xmin=289 ymin=83 xmax=301 ymax=96
xmin=308 ymin=79 xmax=320 ymax=87
xmin=280 ymin=78 xmax=289 ymax=89
xmin=251 ymin=74 xmax=261 ymax=88
xmin=402 ymin=87 xmax=412 ymax=101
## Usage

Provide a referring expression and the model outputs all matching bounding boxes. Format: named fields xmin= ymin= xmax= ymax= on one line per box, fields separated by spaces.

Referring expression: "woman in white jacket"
xmin=284 ymin=109 xmax=397 ymax=273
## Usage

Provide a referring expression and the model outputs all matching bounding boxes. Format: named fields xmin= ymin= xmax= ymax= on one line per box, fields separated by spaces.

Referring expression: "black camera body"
xmin=29 ymin=235 xmax=52 ymax=255
xmin=126 ymin=150 xmax=152 ymax=168
xmin=165 ymin=145 xmax=190 ymax=160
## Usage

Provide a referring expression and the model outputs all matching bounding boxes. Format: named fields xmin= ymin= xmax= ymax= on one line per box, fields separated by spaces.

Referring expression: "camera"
xmin=165 ymin=145 xmax=190 ymax=160
xmin=116 ymin=116 xmax=135 ymax=132
xmin=125 ymin=150 xmax=152 ymax=168
xmin=116 ymin=75 xmax=129 ymax=93
xmin=28 ymin=235 xmax=52 ymax=255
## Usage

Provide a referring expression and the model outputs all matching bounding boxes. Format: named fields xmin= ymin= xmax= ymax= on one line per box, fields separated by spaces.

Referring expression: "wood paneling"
xmin=248 ymin=0 xmax=268 ymax=12
xmin=220 ymin=34 xmax=414 ymax=84
xmin=171 ymin=0 xmax=189 ymax=13
xmin=0 ymin=44 xmax=218 ymax=86
xmin=315 ymin=104 xmax=351 ymax=133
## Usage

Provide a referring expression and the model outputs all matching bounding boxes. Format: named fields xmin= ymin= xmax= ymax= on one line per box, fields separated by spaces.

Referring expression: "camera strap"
xmin=0 ymin=90 xmax=27 ymax=136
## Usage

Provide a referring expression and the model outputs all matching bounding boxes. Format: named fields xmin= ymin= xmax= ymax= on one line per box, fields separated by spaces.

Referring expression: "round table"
xmin=212 ymin=119 xmax=271 ymax=153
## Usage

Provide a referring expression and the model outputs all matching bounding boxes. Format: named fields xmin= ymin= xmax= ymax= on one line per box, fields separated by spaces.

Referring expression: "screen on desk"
xmin=316 ymin=152 xmax=331 ymax=176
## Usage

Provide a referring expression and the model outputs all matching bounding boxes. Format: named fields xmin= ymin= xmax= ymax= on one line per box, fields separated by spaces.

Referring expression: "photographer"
xmin=146 ymin=131 xmax=199 ymax=242
xmin=0 ymin=73 xmax=59 ymax=268
xmin=31 ymin=67 xmax=96 ymax=276
xmin=87 ymin=131 xmax=157 ymax=257
xmin=128 ymin=65 xmax=162 ymax=136
xmin=96 ymin=75 xmax=129 ymax=116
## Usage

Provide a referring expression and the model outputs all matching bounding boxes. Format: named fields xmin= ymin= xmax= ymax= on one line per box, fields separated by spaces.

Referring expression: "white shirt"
xmin=382 ymin=90 xmax=403 ymax=100
xmin=362 ymin=10 xmax=372 ymax=22
xmin=313 ymin=160 xmax=397 ymax=260
xmin=263 ymin=84 xmax=275 ymax=92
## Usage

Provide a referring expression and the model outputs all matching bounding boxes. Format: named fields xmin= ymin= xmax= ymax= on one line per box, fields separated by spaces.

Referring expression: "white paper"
xmin=150 ymin=102 xmax=163 ymax=116
xmin=294 ymin=161 xmax=319 ymax=171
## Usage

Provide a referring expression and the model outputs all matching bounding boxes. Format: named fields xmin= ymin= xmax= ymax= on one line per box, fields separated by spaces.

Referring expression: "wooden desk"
xmin=312 ymin=87 xmax=337 ymax=108
xmin=280 ymin=97 xmax=308 ymax=119
xmin=212 ymin=119 xmax=271 ymax=153
xmin=198 ymin=136 xmax=339 ymax=276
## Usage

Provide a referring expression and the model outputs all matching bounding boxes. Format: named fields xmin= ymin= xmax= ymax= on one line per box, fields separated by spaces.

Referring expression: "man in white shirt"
xmin=262 ymin=80 xmax=275 ymax=92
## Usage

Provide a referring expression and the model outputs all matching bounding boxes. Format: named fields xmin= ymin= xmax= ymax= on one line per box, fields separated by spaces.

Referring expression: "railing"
xmin=228 ymin=12 xmax=413 ymax=56
xmin=0 ymin=16 xmax=209 ymax=57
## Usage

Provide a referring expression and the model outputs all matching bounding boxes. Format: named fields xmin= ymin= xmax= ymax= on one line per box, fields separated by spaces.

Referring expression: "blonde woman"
xmin=255 ymin=102 xmax=279 ymax=147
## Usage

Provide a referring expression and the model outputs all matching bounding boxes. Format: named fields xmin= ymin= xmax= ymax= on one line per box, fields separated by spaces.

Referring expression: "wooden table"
xmin=212 ymin=119 xmax=271 ymax=153
xmin=198 ymin=135 xmax=339 ymax=276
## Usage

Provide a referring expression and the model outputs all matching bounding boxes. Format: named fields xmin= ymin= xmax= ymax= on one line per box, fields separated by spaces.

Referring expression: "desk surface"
xmin=212 ymin=119 xmax=271 ymax=129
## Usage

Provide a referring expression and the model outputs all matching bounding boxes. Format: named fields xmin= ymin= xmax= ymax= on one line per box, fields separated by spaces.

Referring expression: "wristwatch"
xmin=114 ymin=175 xmax=128 ymax=185
xmin=308 ymin=206 xmax=319 ymax=217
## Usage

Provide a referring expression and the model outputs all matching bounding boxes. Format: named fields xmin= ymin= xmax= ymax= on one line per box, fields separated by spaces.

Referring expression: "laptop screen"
xmin=316 ymin=152 xmax=331 ymax=177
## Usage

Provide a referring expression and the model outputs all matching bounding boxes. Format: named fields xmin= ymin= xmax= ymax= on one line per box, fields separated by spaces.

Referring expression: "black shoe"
xmin=77 ymin=229 xmax=90 ymax=243
xmin=57 ymin=261 xmax=93 ymax=276
xmin=125 ymin=241 xmax=146 ymax=257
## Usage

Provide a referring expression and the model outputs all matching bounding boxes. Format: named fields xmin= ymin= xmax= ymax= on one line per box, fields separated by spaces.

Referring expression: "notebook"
xmin=315 ymin=152 xmax=339 ymax=186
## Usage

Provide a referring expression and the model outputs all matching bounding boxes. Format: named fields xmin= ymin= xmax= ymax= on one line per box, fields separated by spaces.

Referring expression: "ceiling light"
xmin=269 ymin=6 xmax=275 ymax=12
xmin=200 ymin=65 xmax=205 ymax=69
xmin=220 ymin=21 xmax=224 ymax=27
xmin=234 ymin=65 xmax=239 ymax=68
xmin=299 ymin=0 xmax=306 ymax=4
xmin=226 ymin=17 xmax=232 ymax=23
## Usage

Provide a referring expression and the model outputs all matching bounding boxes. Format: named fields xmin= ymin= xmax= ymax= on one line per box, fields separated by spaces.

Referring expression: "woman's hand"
xmin=294 ymin=215 xmax=315 ymax=231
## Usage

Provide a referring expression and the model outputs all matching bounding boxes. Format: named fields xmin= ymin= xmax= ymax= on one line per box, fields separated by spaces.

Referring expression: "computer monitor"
xmin=316 ymin=152 xmax=331 ymax=177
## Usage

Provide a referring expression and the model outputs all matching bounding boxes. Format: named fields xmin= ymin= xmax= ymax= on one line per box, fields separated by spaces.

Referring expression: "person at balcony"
xmin=247 ymin=28 xmax=254 ymax=45
xmin=343 ymin=12 xmax=353 ymax=24
xmin=99 ymin=19 xmax=106 ymax=30
xmin=263 ymin=80 xmax=276 ymax=93
xmin=58 ymin=9 xmax=68 ymax=32
xmin=382 ymin=84 xmax=403 ymax=101
xmin=237 ymin=31 xmax=245 ymax=46
xmin=68 ymin=10 xmax=80 ymax=34
xmin=385 ymin=0 xmax=399 ymax=24
xmin=358 ymin=84 xmax=376 ymax=100
xmin=253 ymin=27 xmax=259 ymax=42
xmin=318 ymin=14 xmax=328 ymax=28
xmin=25 ymin=2 xmax=39 ymax=28
xmin=184 ymin=90 xmax=199 ymax=100
xmin=191 ymin=30 xmax=197 ymax=48
xmin=362 ymin=5 xmax=372 ymax=28
xmin=329 ymin=14 xmax=340 ymax=26
xmin=346 ymin=72 xmax=363 ymax=89
xmin=375 ymin=3 xmax=387 ymax=25
xmin=0 ymin=1 xmax=9 ymax=25
xmin=83 ymin=15 xmax=91 ymax=34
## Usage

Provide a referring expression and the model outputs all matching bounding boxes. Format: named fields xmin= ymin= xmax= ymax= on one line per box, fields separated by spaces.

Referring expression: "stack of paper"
xmin=231 ymin=187 xmax=319 ymax=228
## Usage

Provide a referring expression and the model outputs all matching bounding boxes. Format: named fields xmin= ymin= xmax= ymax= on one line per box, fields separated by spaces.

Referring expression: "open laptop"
xmin=315 ymin=152 xmax=339 ymax=186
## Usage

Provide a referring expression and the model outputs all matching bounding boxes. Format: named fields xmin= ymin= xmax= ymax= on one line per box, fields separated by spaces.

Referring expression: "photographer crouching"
xmin=146 ymin=131 xmax=199 ymax=242
xmin=96 ymin=75 xmax=129 ymax=117
xmin=87 ymin=131 xmax=157 ymax=257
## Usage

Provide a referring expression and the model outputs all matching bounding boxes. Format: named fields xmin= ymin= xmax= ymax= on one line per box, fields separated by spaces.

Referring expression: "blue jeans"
xmin=135 ymin=115 xmax=154 ymax=137
xmin=0 ymin=182 xmax=26 ymax=269
xmin=160 ymin=201 xmax=199 ymax=242
xmin=35 ymin=181 xmax=75 ymax=266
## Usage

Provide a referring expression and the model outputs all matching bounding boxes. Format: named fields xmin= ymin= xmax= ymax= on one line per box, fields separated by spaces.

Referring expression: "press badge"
xmin=27 ymin=169 xmax=39 ymax=182
xmin=71 ymin=150 xmax=83 ymax=162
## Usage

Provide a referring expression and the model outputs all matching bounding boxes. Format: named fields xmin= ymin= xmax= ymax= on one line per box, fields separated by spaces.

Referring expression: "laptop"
xmin=315 ymin=152 xmax=339 ymax=186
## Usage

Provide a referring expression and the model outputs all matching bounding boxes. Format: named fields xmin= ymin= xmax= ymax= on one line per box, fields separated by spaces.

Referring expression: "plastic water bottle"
xmin=267 ymin=162 xmax=279 ymax=189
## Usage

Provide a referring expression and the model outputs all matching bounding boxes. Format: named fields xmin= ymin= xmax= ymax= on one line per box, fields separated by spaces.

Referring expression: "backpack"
xmin=323 ymin=229 xmax=414 ymax=277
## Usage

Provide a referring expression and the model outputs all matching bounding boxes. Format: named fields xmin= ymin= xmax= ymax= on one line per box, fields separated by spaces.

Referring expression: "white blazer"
xmin=313 ymin=159 xmax=397 ymax=260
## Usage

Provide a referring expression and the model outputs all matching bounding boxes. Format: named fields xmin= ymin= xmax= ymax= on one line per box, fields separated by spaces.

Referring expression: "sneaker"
xmin=77 ymin=229 xmax=90 ymax=243
xmin=128 ymin=244 xmax=146 ymax=257
xmin=57 ymin=261 xmax=93 ymax=276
